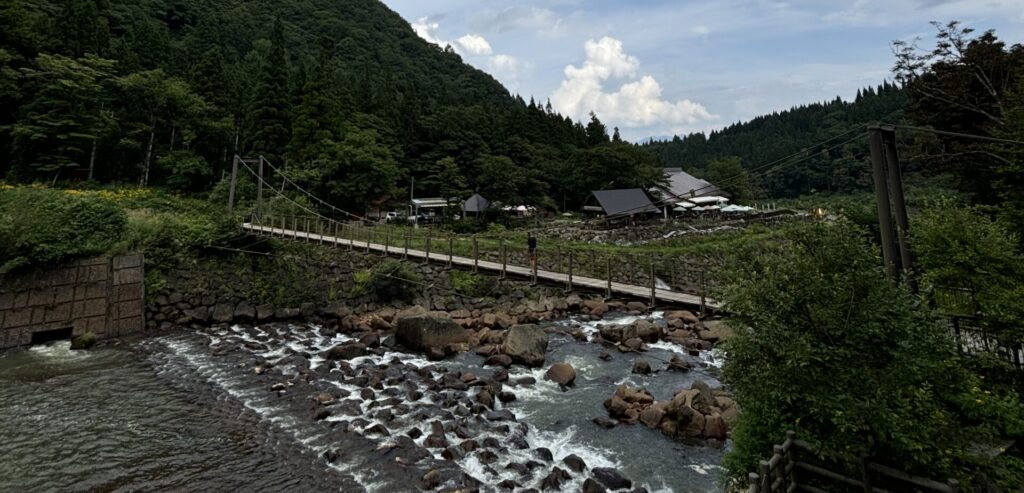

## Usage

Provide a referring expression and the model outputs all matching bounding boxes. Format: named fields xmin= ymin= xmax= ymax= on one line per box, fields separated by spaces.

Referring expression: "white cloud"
xmin=488 ymin=54 xmax=532 ymax=92
xmin=471 ymin=6 xmax=562 ymax=35
xmin=411 ymin=16 xmax=449 ymax=46
xmin=456 ymin=34 xmax=493 ymax=56
xmin=551 ymin=37 xmax=713 ymax=132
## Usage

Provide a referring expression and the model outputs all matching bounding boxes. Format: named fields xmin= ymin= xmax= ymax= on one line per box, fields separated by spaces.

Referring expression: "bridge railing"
xmin=248 ymin=213 xmax=715 ymax=311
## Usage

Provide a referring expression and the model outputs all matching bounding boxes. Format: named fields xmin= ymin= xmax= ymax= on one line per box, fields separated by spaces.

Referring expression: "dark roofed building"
xmin=661 ymin=167 xmax=725 ymax=199
xmin=585 ymin=189 xmax=660 ymax=218
xmin=462 ymin=193 xmax=490 ymax=214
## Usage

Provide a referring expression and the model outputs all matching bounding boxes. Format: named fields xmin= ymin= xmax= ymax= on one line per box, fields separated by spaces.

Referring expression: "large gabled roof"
xmin=591 ymin=189 xmax=660 ymax=217
xmin=662 ymin=167 xmax=724 ymax=199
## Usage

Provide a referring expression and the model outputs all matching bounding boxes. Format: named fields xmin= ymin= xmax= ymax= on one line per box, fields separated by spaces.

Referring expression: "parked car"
xmin=384 ymin=211 xmax=402 ymax=223
xmin=407 ymin=213 xmax=431 ymax=224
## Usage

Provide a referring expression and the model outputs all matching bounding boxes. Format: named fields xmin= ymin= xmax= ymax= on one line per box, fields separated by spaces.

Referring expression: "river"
xmin=0 ymin=313 xmax=728 ymax=492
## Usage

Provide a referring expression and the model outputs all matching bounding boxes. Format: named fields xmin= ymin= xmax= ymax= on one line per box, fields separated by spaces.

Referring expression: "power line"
xmin=243 ymin=155 xmax=368 ymax=221
xmin=888 ymin=124 xmax=1024 ymax=146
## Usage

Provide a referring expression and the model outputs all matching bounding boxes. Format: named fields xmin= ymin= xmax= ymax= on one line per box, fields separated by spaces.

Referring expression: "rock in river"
xmin=543 ymin=363 xmax=576 ymax=387
xmin=395 ymin=315 xmax=468 ymax=355
xmin=500 ymin=324 xmax=548 ymax=367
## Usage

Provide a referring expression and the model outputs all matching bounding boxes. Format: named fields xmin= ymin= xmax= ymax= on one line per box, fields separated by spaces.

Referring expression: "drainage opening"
xmin=30 ymin=327 xmax=74 ymax=345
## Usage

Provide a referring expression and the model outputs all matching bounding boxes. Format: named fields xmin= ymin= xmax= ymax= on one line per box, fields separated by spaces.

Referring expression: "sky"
xmin=380 ymin=0 xmax=1024 ymax=142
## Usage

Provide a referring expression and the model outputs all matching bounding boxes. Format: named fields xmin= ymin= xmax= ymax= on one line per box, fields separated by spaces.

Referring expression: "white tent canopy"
xmin=721 ymin=204 xmax=755 ymax=213
xmin=689 ymin=195 xmax=730 ymax=205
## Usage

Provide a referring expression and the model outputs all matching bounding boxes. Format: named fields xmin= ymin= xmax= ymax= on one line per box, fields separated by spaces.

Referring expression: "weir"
xmin=0 ymin=254 xmax=145 ymax=350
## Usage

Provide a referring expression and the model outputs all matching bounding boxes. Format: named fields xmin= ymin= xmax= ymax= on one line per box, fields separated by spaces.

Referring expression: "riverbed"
xmin=0 ymin=313 xmax=728 ymax=492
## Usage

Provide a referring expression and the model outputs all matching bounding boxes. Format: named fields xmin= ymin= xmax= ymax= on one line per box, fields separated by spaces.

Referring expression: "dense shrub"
xmin=0 ymin=187 xmax=127 ymax=272
xmin=449 ymin=270 xmax=497 ymax=297
xmin=350 ymin=260 xmax=421 ymax=302
xmin=159 ymin=151 xmax=212 ymax=192
xmin=718 ymin=220 xmax=1023 ymax=489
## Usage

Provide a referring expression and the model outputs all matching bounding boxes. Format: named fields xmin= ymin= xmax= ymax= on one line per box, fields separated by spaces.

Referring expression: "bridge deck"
xmin=242 ymin=223 xmax=719 ymax=310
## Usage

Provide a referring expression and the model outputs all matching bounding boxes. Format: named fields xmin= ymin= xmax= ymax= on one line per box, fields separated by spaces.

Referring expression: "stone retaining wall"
xmin=0 ymin=254 xmax=144 ymax=349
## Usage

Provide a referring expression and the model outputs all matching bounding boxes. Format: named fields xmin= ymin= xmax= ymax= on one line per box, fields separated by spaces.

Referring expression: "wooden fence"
xmin=748 ymin=431 xmax=960 ymax=493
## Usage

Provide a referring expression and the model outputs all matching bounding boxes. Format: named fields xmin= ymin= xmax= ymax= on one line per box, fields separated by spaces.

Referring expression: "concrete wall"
xmin=0 ymin=254 xmax=144 ymax=350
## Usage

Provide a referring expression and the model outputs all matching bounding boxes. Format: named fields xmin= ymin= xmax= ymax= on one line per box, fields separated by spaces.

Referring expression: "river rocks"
xmin=583 ymin=478 xmax=608 ymax=493
xmin=640 ymin=403 xmax=666 ymax=428
xmin=70 ymin=331 xmax=97 ymax=350
xmin=395 ymin=315 xmax=468 ymax=356
xmin=274 ymin=307 xmax=300 ymax=319
xmin=667 ymin=354 xmax=693 ymax=372
xmin=563 ymin=454 xmax=587 ymax=473
xmin=212 ymin=303 xmax=234 ymax=323
xmin=620 ymin=338 xmax=645 ymax=352
xmin=485 ymin=354 xmax=513 ymax=368
xmin=485 ymin=409 xmax=516 ymax=421
xmin=314 ymin=392 xmax=337 ymax=406
xmin=544 ymin=363 xmax=576 ymax=387
xmin=592 ymin=468 xmax=632 ymax=490
xmin=632 ymin=359 xmax=652 ymax=375
xmin=234 ymin=302 xmax=255 ymax=321
xmin=500 ymin=324 xmax=548 ymax=367
xmin=625 ymin=301 xmax=646 ymax=313
xmin=324 ymin=342 xmax=368 ymax=360
xmin=580 ymin=300 xmax=607 ymax=318
xmin=603 ymin=385 xmax=655 ymax=424
xmin=540 ymin=467 xmax=571 ymax=490
xmin=664 ymin=310 xmax=701 ymax=327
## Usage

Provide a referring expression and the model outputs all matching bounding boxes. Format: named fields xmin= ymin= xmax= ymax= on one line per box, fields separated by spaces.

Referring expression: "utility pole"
xmin=227 ymin=155 xmax=239 ymax=213
xmin=880 ymin=125 xmax=918 ymax=293
xmin=867 ymin=125 xmax=902 ymax=283
xmin=256 ymin=156 xmax=264 ymax=219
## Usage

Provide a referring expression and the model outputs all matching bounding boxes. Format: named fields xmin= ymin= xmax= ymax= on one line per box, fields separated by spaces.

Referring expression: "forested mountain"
xmin=642 ymin=83 xmax=908 ymax=198
xmin=0 ymin=0 xmax=661 ymax=212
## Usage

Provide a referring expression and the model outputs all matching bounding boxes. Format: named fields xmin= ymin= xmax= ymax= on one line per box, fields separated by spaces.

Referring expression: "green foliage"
xmin=10 ymin=53 xmax=115 ymax=181
xmin=0 ymin=186 xmax=126 ymax=271
xmin=913 ymin=198 xmax=1024 ymax=344
xmin=449 ymin=270 xmax=496 ymax=297
xmin=718 ymin=220 xmax=1023 ymax=488
xmin=159 ymin=150 xmax=211 ymax=192
xmin=705 ymin=156 xmax=758 ymax=201
xmin=350 ymin=259 xmax=421 ymax=302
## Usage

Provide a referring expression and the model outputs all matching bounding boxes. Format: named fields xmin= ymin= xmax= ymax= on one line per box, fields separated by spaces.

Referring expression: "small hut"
xmin=462 ymin=193 xmax=490 ymax=218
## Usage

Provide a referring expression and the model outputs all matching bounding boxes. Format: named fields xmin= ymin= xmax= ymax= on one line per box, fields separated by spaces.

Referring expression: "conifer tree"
xmin=244 ymin=17 xmax=291 ymax=164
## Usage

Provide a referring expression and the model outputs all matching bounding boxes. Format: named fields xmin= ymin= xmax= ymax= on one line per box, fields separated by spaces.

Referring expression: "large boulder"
xmin=544 ymin=363 xmax=576 ymax=387
xmin=395 ymin=315 xmax=468 ymax=354
xmin=630 ymin=320 xmax=661 ymax=342
xmin=500 ymin=324 xmax=548 ymax=367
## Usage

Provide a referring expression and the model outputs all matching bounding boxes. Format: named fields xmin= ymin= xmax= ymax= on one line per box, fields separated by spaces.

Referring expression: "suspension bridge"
xmin=227 ymin=156 xmax=718 ymax=311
